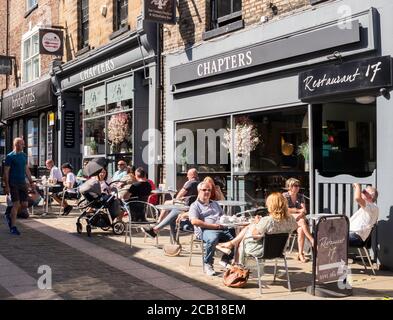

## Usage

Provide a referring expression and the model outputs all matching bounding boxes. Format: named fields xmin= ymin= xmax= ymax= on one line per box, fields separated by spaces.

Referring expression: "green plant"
xmin=297 ymin=141 xmax=309 ymax=161
xmin=89 ymin=139 xmax=97 ymax=152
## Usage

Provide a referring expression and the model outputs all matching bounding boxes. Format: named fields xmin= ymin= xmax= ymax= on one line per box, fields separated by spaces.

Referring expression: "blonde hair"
xmin=266 ymin=192 xmax=289 ymax=221
xmin=285 ymin=177 xmax=301 ymax=190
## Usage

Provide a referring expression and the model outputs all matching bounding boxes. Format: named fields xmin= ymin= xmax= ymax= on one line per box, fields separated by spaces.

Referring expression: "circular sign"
xmin=42 ymin=32 xmax=61 ymax=53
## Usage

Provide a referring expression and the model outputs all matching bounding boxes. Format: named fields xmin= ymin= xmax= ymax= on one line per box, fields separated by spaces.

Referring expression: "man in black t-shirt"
xmin=127 ymin=167 xmax=152 ymax=221
xmin=142 ymin=168 xmax=199 ymax=238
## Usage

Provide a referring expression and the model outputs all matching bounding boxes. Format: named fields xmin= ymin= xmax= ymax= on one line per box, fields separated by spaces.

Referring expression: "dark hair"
xmin=61 ymin=162 xmax=73 ymax=171
xmin=135 ymin=167 xmax=146 ymax=178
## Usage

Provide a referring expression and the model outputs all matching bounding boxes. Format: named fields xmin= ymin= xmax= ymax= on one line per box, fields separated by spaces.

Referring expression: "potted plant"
xmin=297 ymin=141 xmax=309 ymax=171
xmin=89 ymin=139 xmax=98 ymax=155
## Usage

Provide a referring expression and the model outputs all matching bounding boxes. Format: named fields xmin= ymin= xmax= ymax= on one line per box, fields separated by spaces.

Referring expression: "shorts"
xmin=9 ymin=184 xmax=29 ymax=203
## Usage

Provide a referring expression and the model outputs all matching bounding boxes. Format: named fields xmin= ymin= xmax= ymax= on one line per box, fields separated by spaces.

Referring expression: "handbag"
xmin=163 ymin=244 xmax=182 ymax=257
xmin=223 ymin=264 xmax=250 ymax=288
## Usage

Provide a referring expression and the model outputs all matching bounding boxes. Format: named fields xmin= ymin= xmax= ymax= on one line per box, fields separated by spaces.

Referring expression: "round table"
xmin=156 ymin=204 xmax=189 ymax=212
xmin=151 ymin=189 xmax=177 ymax=204
xmin=36 ymin=183 xmax=62 ymax=217
xmin=217 ymin=200 xmax=248 ymax=216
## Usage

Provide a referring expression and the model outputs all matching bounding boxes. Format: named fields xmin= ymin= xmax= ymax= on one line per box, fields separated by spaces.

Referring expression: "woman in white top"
xmin=52 ymin=163 xmax=76 ymax=216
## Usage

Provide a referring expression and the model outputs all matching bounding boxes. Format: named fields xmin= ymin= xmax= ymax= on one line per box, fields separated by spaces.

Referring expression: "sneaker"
xmin=62 ymin=205 xmax=73 ymax=216
xmin=4 ymin=214 xmax=11 ymax=229
xmin=10 ymin=226 xmax=20 ymax=236
xmin=142 ymin=227 xmax=157 ymax=239
xmin=204 ymin=263 xmax=216 ymax=276
xmin=218 ymin=259 xmax=232 ymax=270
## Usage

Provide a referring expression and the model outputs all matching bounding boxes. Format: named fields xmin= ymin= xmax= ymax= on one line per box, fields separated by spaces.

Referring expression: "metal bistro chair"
xmin=243 ymin=233 xmax=291 ymax=295
xmin=349 ymin=225 xmax=377 ymax=275
xmin=124 ymin=200 xmax=159 ymax=247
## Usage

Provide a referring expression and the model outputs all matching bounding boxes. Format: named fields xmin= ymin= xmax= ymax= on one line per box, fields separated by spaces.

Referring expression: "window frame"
xmin=210 ymin=0 xmax=242 ymax=29
xmin=114 ymin=0 xmax=128 ymax=31
xmin=21 ymin=28 xmax=40 ymax=84
xmin=80 ymin=0 xmax=89 ymax=49
xmin=26 ymin=0 xmax=38 ymax=11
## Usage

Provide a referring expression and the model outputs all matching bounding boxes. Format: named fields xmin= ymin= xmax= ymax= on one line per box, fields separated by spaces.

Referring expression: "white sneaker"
xmin=218 ymin=260 xmax=232 ymax=270
xmin=204 ymin=263 xmax=216 ymax=276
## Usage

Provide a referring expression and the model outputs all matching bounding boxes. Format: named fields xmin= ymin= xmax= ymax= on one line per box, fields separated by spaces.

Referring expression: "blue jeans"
xmin=155 ymin=208 xmax=180 ymax=236
xmin=349 ymin=232 xmax=364 ymax=247
xmin=202 ymin=229 xmax=234 ymax=265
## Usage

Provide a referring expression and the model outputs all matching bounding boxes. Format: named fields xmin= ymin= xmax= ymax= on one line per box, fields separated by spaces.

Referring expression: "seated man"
xmin=126 ymin=167 xmax=152 ymax=221
xmin=349 ymin=183 xmax=379 ymax=246
xmin=189 ymin=181 xmax=234 ymax=276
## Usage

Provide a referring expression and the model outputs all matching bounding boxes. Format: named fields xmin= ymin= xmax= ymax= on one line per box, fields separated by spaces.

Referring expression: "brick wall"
xmin=60 ymin=0 xmax=144 ymax=61
xmin=0 ymin=0 xmax=7 ymax=90
xmin=0 ymin=0 xmax=60 ymax=91
xmin=163 ymin=0 xmax=313 ymax=53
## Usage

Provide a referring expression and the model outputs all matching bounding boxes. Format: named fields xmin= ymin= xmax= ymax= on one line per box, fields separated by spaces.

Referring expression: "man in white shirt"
xmin=349 ymin=183 xmax=379 ymax=246
xmin=111 ymin=160 xmax=128 ymax=181
xmin=46 ymin=159 xmax=63 ymax=183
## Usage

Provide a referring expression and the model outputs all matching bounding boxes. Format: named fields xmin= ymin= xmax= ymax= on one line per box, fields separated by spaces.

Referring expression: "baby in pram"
xmin=76 ymin=170 xmax=125 ymax=236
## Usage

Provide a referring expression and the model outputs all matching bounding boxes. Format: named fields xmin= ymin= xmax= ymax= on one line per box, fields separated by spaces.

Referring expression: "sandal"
xmin=297 ymin=253 xmax=309 ymax=263
xmin=216 ymin=242 xmax=234 ymax=255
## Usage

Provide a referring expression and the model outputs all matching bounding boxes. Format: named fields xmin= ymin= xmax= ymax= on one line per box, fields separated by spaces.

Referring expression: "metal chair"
xmin=243 ymin=233 xmax=291 ymax=294
xmin=123 ymin=200 xmax=159 ymax=247
xmin=349 ymin=226 xmax=377 ymax=275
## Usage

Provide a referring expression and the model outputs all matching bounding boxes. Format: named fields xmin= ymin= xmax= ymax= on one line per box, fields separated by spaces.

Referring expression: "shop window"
xmin=320 ymin=103 xmax=376 ymax=175
xmin=114 ymin=0 xmax=128 ymax=31
xmin=27 ymin=118 xmax=39 ymax=167
xmin=80 ymin=0 xmax=89 ymax=49
xmin=22 ymin=32 xmax=40 ymax=84
xmin=83 ymin=76 xmax=134 ymax=161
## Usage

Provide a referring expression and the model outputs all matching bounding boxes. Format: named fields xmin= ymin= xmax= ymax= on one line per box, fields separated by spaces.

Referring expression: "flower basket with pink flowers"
xmin=108 ymin=113 xmax=131 ymax=153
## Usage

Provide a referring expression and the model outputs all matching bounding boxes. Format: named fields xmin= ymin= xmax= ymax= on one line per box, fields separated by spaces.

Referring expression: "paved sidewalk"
xmin=1 ymin=200 xmax=393 ymax=300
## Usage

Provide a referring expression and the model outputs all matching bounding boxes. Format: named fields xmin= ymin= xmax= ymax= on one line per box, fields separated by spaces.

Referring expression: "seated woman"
xmin=283 ymin=178 xmax=314 ymax=263
xmin=97 ymin=168 xmax=110 ymax=194
xmin=216 ymin=192 xmax=298 ymax=264
xmin=51 ymin=163 xmax=77 ymax=216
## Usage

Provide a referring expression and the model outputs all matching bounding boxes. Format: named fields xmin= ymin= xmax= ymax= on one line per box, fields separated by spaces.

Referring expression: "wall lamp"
xmin=269 ymin=2 xmax=278 ymax=16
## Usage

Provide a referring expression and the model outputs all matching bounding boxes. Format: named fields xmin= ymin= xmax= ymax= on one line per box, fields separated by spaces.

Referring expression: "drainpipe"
xmin=0 ymin=0 xmax=10 ymax=133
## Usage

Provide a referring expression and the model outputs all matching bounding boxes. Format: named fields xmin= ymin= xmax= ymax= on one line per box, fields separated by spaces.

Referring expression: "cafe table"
xmin=36 ymin=183 xmax=62 ymax=217
xmin=151 ymin=189 xmax=177 ymax=204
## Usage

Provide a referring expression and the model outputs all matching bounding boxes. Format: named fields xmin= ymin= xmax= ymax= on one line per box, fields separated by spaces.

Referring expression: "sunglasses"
xmin=292 ymin=184 xmax=300 ymax=187
xmin=200 ymin=189 xmax=212 ymax=192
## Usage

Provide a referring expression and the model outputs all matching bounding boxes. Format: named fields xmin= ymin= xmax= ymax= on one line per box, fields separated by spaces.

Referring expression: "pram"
xmin=76 ymin=178 xmax=125 ymax=237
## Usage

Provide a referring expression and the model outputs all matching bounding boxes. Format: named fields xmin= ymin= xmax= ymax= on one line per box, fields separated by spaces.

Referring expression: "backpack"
xmin=223 ymin=264 xmax=250 ymax=288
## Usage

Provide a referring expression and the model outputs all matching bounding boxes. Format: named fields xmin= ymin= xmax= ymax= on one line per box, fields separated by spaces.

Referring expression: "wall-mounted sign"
xmin=0 ymin=55 xmax=12 ymax=75
xmin=39 ymin=29 xmax=64 ymax=56
xmin=107 ymin=76 xmax=133 ymax=104
xmin=299 ymin=56 xmax=393 ymax=101
xmin=170 ymin=21 xmax=361 ymax=86
xmin=48 ymin=112 xmax=55 ymax=126
xmin=1 ymin=78 xmax=54 ymax=120
xmin=143 ymin=0 xmax=176 ymax=25
xmin=64 ymin=111 xmax=76 ymax=148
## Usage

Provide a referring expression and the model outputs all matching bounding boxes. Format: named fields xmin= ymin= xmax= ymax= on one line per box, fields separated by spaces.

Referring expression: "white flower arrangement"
xmin=107 ymin=113 xmax=130 ymax=146
xmin=222 ymin=116 xmax=261 ymax=165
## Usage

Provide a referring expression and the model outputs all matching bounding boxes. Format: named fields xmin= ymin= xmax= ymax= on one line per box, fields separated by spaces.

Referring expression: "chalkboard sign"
xmin=299 ymin=56 xmax=392 ymax=101
xmin=64 ymin=111 xmax=75 ymax=148
xmin=315 ymin=215 xmax=349 ymax=283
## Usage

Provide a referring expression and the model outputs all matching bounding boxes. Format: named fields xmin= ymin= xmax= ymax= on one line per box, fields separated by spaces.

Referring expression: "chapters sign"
xmin=144 ymin=0 xmax=176 ymax=24
xmin=299 ymin=56 xmax=392 ymax=101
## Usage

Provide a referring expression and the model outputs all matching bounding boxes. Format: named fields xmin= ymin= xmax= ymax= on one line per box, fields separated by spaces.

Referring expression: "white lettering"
xmin=246 ymin=51 xmax=253 ymax=65
xmin=231 ymin=55 xmax=238 ymax=69
xmin=197 ymin=64 xmax=203 ymax=77
xmin=217 ymin=58 xmax=225 ymax=71
xmin=211 ymin=60 xmax=218 ymax=74
xmin=238 ymin=53 xmax=245 ymax=67
xmin=79 ymin=59 xmax=115 ymax=82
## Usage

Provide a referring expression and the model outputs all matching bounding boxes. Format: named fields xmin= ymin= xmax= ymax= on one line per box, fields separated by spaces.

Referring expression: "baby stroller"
xmin=76 ymin=178 xmax=125 ymax=237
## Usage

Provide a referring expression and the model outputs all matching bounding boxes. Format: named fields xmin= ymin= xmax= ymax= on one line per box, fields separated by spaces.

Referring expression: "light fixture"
xmin=355 ymin=96 xmax=376 ymax=104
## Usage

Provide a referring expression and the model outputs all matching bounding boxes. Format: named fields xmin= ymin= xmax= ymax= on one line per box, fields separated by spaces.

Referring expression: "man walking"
xmin=3 ymin=138 xmax=34 ymax=235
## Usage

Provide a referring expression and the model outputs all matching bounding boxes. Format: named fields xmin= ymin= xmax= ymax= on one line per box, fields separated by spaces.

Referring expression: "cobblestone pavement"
xmin=1 ymin=200 xmax=393 ymax=300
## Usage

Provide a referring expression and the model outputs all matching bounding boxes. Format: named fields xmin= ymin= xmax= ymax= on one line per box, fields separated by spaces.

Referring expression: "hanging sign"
xmin=39 ymin=29 xmax=64 ymax=56
xmin=299 ymin=56 xmax=392 ymax=101
xmin=143 ymin=0 xmax=176 ymax=25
